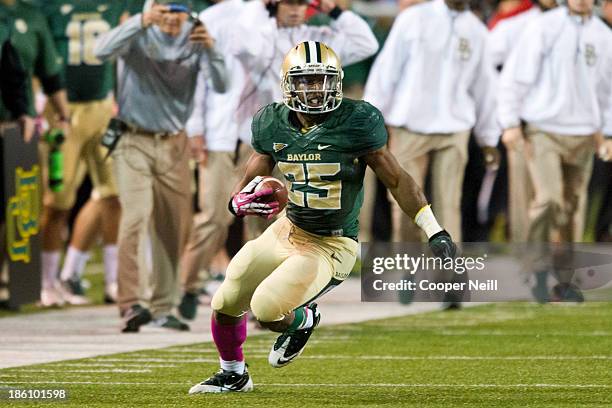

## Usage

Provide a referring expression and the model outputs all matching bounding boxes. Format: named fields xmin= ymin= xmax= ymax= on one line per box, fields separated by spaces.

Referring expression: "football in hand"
xmin=254 ymin=177 xmax=288 ymax=210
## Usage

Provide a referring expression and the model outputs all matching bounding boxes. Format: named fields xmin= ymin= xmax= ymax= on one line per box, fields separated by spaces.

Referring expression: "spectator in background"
xmin=594 ymin=0 xmax=612 ymax=242
xmin=488 ymin=0 xmax=536 ymax=29
xmin=364 ymin=0 xmax=500 ymax=245
xmin=498 ymin=0 xmax=612 ymax=301
xmin=489 ymin=0 xmax=557 ymax=68
xmin=39 ymin=1 xmax=128 ymax=307
xmin=0 ymin=0 xmax=72 ymax=308
xmin=94 ymin=0 xmax=227 ymax=332
xmin=489 ymin=0 xmax=557 ymax=243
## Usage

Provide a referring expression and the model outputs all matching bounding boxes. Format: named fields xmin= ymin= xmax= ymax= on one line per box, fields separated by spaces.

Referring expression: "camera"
xmin=101 ymin=118 xmax=128 ymax=159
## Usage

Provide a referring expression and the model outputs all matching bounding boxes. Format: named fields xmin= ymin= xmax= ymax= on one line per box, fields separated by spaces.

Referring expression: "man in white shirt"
xmin=498 ymin=0 xmax=612 ymax=300
xmin=232 ymin=0 xmax=378 ymax=142
xmin=364 ymin=0 xmax=500 ymax=243
xmin=490 ymin=0 xmax=557 ymax=69
xmin=178 ymin=0 xmax=378 ymax=319
xmin=490 ymin=0 xmax=557 ymax=243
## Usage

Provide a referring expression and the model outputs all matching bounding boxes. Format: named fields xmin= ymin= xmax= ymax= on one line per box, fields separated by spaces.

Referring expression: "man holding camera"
xmin=94 ymin=0 xmax=228 ymax=332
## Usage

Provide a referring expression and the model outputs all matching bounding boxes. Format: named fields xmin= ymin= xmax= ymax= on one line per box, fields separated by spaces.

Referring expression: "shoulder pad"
xmin=252 ymin=103 xmax=285 ymax=143
xmin=348 ymin=100 xmax=384 ymax=130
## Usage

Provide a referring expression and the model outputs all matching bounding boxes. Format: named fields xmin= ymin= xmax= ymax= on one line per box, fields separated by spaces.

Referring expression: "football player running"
xmin=189 ymin=42 xmax=457 ymax=394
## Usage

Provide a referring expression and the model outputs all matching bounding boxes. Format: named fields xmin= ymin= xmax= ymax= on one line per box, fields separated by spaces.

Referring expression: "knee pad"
xmin=211 ymin=279 xmax=250 ymax=318
xmin=250 ymin=290 xmax=283 ymax=323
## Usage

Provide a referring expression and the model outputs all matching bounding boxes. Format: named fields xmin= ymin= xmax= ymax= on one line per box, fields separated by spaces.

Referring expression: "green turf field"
xmin=1 ymin=302 xmax=610 ymax=407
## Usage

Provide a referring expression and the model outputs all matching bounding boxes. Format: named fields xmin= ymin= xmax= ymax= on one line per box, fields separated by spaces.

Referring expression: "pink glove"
xmin=229 ymin=176 xmax=280 ymax=219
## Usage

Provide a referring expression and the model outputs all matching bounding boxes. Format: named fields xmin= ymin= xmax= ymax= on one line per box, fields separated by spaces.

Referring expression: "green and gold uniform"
xmin=43 ymin=0 xmax=126 ymax=102
xmin=211 ymin=98 xmax=387 ymax=322
xmin=251 ymin=98 xmax=387 ymax=238
xmin=0 ymin=0 xmax=62 ymax=120
xmin=40 ymin=0 xmax=125 ymax=210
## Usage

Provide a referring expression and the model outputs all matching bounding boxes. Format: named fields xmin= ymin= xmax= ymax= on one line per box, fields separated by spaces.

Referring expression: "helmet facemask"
xmin=283 ymin=66 xmax=343 ymax=114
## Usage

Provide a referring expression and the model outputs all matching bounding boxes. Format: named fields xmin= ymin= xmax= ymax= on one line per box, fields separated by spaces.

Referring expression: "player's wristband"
xmin=328 ymin=6 xmax=343 ymax=19
xmin=414 ymin=205 xmax=443 ymax=239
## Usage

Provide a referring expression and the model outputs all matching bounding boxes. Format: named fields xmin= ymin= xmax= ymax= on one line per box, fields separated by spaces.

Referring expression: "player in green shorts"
xmin=188 ymin=41 xmax=457 ymax=394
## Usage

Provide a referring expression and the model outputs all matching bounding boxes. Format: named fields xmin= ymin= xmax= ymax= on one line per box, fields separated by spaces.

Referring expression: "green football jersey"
xmin=0 ymin=0 xmax=62 ymax=119
xmin=43 ymin=1 xmax=126 ymax=102
xmin=252 ymin=98 xmax=388 ymax=238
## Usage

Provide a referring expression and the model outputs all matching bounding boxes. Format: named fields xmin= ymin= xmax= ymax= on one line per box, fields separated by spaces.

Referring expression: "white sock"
xmin=42 ymin=251 xmax=61 ymax=289
xmin=59 ymin=247 xmax=90 ymax=282
xmin=103 ymin=244 xmax=118 ymax=288
xmin=296 ymin=307 xmax=314 ymax=330
xmin=219 ymin=359 xmax=245 ymax=374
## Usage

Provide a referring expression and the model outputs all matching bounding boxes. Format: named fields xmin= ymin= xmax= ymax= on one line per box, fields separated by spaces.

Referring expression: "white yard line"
xmin=85 ymin=355 xmax=612 ymax=363
xmin=296 ymin=355 xmax=612 ymax=361
xmin=439 ymin=330 xmax=612 ymax=336
xmin=0 ymin=380 xmax=609 ymax=389
xmin=49 ymin=363 xmax=178 ymax=368
xmin=90 ymin=358 xmax=219 ymax=363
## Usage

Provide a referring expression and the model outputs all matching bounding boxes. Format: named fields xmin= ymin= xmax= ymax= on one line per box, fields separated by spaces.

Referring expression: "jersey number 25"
xmin=278 ymin=162 xmax=341 ymax=210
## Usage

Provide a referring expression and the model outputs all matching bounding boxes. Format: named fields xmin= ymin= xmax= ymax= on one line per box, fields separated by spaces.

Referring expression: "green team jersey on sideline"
xmin=252 ymin=98 xmax=388 ymax=238
xmin=0 ymin=0 xmax=62 ymax=119
xmin=43 ymin=1 xmax=127 ymax=102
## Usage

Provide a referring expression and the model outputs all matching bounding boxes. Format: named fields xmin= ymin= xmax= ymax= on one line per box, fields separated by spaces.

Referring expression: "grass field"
xmin=1 ymin=302 xmax=610 ymax=407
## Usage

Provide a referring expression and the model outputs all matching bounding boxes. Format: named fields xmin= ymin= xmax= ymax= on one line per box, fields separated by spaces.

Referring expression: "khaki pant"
xmin=181 ymin=143 xmax=281 ymax=294
xmin=211 ymin=216 xmax=358 ymax=321
xmin=44 ymin=97 xmax=117 ymax=210
xmin=507 ymin=145 xmax=533 ymax=242
xmin=388 ymin=128 xmax=470 ymax=242
xmin=181 ymin=150 xmax=240 ymax=294
xmin=525 ymin=127 xmax=594 ymax=243
xmin=113 ymin=130 xmax=192 ymax=317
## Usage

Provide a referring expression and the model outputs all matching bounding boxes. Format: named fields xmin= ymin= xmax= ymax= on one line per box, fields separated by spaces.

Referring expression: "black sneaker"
xmin=268 ymin=303 xmax=320 ymax=368
xmin=121 ymin=304 xmax=152 ymax=333
xmin=150 ymin=315 xmax=190 ymax=331
xmin=189 ymin=367 xmax=253 ymax=394
xmin=178 ymin=292 xmax=199 ymax=320
xmin=550 ymin=283 xmax=584 ymax=303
